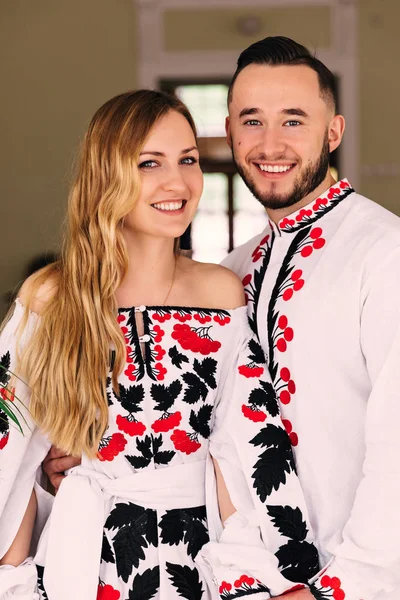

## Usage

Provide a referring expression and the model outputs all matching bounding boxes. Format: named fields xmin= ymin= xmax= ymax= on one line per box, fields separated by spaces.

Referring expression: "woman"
xmin=0 ymin=91 xmax=319 ymax=599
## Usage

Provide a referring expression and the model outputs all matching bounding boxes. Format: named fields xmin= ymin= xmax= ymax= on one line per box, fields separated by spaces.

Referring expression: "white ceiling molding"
xmin=134 ymin=0 xmax=359 ymax=187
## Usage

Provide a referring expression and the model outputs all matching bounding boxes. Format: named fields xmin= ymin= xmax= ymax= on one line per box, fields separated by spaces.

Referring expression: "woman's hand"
xmin=42 ymin=445 xmax=81 ymax=491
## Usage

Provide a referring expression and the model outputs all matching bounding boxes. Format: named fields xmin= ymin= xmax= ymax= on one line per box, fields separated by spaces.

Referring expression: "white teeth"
xmin=152 ymin=201 xmax=184 ymax=211
xmin=258 ymin=164 xmax=292 ymax=173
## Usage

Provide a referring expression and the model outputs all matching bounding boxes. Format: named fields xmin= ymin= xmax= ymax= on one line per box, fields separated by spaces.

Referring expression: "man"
xmin=45 ymin=37 xmax=400 ymax=600
xmin=221 ymin=36 xmax=400 ymax=600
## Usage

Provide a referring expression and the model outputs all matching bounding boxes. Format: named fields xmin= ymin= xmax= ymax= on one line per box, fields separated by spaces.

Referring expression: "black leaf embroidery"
xmin=150 ymin=380 xmax=182 ymax=412
xmin=266 ymin=505 xmax=308 ymax=541
xmin=192 ymin=358 xmax=217 ymax=389
xmin=166 ymin=562 xmax=204 ymax=600
xmin=160 ymin=506 xmax=208 ymax=559
xmin=250 ymin=424 xmax=295 ymax=501
xmin=128 ymin=566 xmax=160 ymax=600
xmin=101 ymin=532 xmax=115 ymax=563
xmin=275 ymin=539 xmax=320 ymax=583
xmin=169 ymin=346 xmax=189 ymax=369
xmin=189 ymin=405 xmax=213 ymax=439
xmin=182 ymin=373 xmax=208 ymax=404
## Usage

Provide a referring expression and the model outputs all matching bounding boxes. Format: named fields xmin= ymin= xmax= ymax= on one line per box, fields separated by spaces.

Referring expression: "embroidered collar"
xmin=275 ymin=179 xmax=354 ymax=234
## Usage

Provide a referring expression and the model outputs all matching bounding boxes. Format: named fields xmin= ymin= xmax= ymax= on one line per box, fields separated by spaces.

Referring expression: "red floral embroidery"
xmin=155 ymin=362 xmax=167 ymax=381
xmin=238 ymin=364 xmax=264 ymax=378
xmin=312 ymin=575 xmax=346 ymax=600
xmin=170 ymin=429 xmax=201 ymax=454
xmin=97 ymin=433 xmax=127 ymax=462
xmin=219 ymin=581 xmax=232 ymax=595
xmin=172 ymin=324 xmax=221 ymax=355
xmin=251 ymin=234 xmax=270 ymax=263
xmin=194 ymin=312 xmax=212 ymax=324
xmin=296 ymin=208 xmax=312 ymax=222
xmin=276 ymin=366 xmax=296 ymax=406
xmin=152 ymin=344 xmax=166 ymax=361
xmin=124 ymin=363 xmax=137 ymax=382
xmin=97 ymin=583 xmax=120 ymax=600
xmin=0 ymin=386 xmax=15 ymax=402
xmin=242 ymin=404 xmax=267 ymax=422
xmin=281 ymin=269 xmax=305 ymax=302
xmin=299 ymin=226 xmax=326 ymax=258
xmin=153 ymin=310 xmax=172 ymax=323
xmin=273 ymin=315 xmax=295 ymax=353
xmin=116 ymin=414 xmax=146 ymax=437
xmin=173 ymin=310 xmax=192 ymax=322
xmin=234 ymin=575 xmax=255 ymax=589
xmin=214 ymin=313 xmax=231 ymax=326
xmin=117 ymin=314 xmax=126 ymax=324
xmin=282 ymin=418 xmax=299 ymax=446
xmin=152 ymin=325 xmax=165 ymax=343
xmin=0 ymin=434 xmax=9 ymax=450
xmin=152 ymin=410 xmax=182 ymax=433
xmin=280 ymin=217 xmax=296 ymax=230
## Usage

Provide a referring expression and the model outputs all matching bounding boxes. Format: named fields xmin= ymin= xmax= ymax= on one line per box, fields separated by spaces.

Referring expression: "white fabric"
xmin=222 ymin=179 xmax=400 ymax=600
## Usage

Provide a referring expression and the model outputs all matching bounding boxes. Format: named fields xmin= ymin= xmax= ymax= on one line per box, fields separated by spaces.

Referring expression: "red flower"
xmin=97 ymin=433 xmax=127 ymax=462
xmin=152 ymin=325 xmax=165 ymax=343
xmin=279 ymin=218 xmax=295 ymax=230
xmin=313 ymin=238 xmax=326 ymax=250
xmin=153 ymin=345 xmax=166 ymax=361
xmin=172 ymin=324 xmax=221 ymax=355
xmin=284 ymin=327 xmax=294 ymax=342
xmin=333 ymin=590 xmax=345 ymax=600
xmin=330 ymin=577 xmax=342 ymax=589
xmin=242 ymin=404 xmax=267 ymax=422
xmin=252 ymin=251 xmax=262 ymax=263
xmin=155 ymin=362 xmax=167 ymax=381
xmin=173 ymin=311 xmax=192 ymax=322
xmin=0 ymin=434 xmax=9 ymax=450
xmin=116 ymin=415 xmax=146 ymax=437
xmin=280 ymin=367 xmax=291 ymax=382
xmin=282 ymin=289 xmax=293 ymax=301
xmin=117 ymin=314 xmax=126 ymax=324
xmin=194 ymin=313 xmax=212 ymax=324
xmin=280 ymin=390 xmax=291 ymax=405
xmin=296 ymin=208 xmax=312 ymax=222
xmin=327 ymin=187 xmax=340 ymax=199
xmin=170 ymin=430 xmax=201 ymax=454
xmin=289 ymin=432 xmax=298 ymax=446
xmin=153 ymin=312 xmax=171 ymax=323
xmin=260 ymin=234 xmax=270 ymax=245
xmin=252 ymin=244 xmax=261 ymax=257
xmin=291 ymin=269 xmax=303 ymax=281
xmin=293 ymin=279 xmax=305 ymax=291
xmin=340 ymin=180 xmax=350 ymax=189
xmin=124 ymin=364 xmax=137 ymax=382
xmin=282 ymin=418 xmax=292 ymax=433
xmin=313 ymin=197 xmax=328 ymax=211
xmin=120 ymin=326 xmax=128 ymax=336
xmin=310 ymin=226 xmax=323 ymax=239
xmin=300 ymin=245 xmax=313 ymax=258
xmin=214 ymin=314 xmax=231 ymax=326
xmin=242 ymin=274 xmax=252 ymax=287
xmin=278 ymin=315 xmax=288 ymax=329
xmin=219 ymin=581 xmax=232 ymax=594
xmin=151 ymin=411 xmax=182 ymax=433
xmin=276 ymin=338 xmax=287 ymax=352
xmin=238 ymin=365 xmax=264 ymax=378
xmin=320 ymin=575 xmax=332 ymax=588
xmin=234 ymin=575 xmax=255 ymax=588
xmin=97 ymin=584 xmax=121 ymax=600
xmin=287 ymin=379 xmax=296 ymax=394
xmin=126 ymin=346 xmax=134 ymax=364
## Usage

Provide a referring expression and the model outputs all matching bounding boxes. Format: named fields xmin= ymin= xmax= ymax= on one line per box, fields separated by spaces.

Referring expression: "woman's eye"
xmin=139 ymin=160 xmax=158 ymax=169
xmin=180 ymin=156 xmax=198 ymax=165
xmin=244 ymin=119 xmax=261 ymax=126
xmin=285 ymin=120 xmax=301 ymax=127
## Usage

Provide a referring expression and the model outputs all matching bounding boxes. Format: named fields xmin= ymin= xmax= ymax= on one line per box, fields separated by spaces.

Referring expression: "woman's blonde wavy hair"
xmin=18 ymin=89 xmax=197 ymax=457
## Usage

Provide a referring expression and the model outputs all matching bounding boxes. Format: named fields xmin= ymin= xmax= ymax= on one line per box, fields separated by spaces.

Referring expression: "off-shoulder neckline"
xmin=15 ymin=298 xmax=248 ymax=318
xmin=117 ymin=305 xmax=247 ymax=314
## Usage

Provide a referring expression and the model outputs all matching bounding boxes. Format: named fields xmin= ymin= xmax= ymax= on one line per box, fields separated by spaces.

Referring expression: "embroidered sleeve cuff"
xmin=309 ymin=561 xmax=373 ymax=600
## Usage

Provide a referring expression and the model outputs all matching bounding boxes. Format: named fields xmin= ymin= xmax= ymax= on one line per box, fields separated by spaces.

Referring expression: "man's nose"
xmin=257 ymin=127 xmax=287 ymax=160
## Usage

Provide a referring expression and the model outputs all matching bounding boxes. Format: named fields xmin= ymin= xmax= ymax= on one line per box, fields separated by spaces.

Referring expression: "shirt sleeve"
xmin=0 ymin=301 xmax=51 ymax=596
xmin=310 ymin=247 xmax=400 ymax=600
xmin=196 ymin=317 xmax=320 ymax=599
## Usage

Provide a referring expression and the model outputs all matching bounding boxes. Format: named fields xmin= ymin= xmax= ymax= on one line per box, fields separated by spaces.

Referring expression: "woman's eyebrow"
xmin=139 ymin=146 xmax=198 ymax=157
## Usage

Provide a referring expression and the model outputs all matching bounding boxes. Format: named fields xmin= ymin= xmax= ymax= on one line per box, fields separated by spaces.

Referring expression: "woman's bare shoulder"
xmin=18 ymin=269 xmax=59 ymax=315
xmin=179 ymin=256 xmax=245 ymax=310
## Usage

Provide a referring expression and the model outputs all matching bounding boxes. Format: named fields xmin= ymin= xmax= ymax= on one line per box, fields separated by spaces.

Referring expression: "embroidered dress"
xmin=0 ymin=301 xmax=319 ymax=600
xmin=223 ymin=179 xmax=400 ymax=600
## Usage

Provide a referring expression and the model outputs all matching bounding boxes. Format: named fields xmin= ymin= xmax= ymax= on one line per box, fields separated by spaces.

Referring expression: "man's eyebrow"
xmin=239 ymin=107 xmax=261 ymax=118
xmin=282 ymin=108 xmax=309 ymax=118
xmin=139 ymin=146 xmax=198 ymax=157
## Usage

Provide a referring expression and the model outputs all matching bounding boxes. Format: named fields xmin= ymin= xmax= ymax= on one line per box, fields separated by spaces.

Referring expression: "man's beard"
xmin=232 ymin=133 xmax=330 ymax=211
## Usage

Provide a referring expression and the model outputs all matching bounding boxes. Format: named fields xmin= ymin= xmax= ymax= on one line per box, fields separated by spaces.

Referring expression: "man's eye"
xmin=139 ymin=160 xmax=158 ymax=169
xmin=285 ymin=120 xmax=301 ymax=127
xmin=180 ymin=156 xmax=198 ymax=165
xmin=244 ymin=119 xmax=261 ymax=126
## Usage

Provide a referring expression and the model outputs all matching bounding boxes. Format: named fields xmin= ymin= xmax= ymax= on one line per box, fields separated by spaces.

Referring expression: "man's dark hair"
xmin=228 ymin=36 xmax=337 ymax=112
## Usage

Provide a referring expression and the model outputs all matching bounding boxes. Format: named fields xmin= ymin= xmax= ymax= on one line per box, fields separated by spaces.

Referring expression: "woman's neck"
xmin=115 ymin=232 xmax=177 ymax=308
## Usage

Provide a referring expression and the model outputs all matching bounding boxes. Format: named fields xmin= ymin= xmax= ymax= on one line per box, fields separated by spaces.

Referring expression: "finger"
xmin=50 ymin=473 xmax=66 ymax=491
